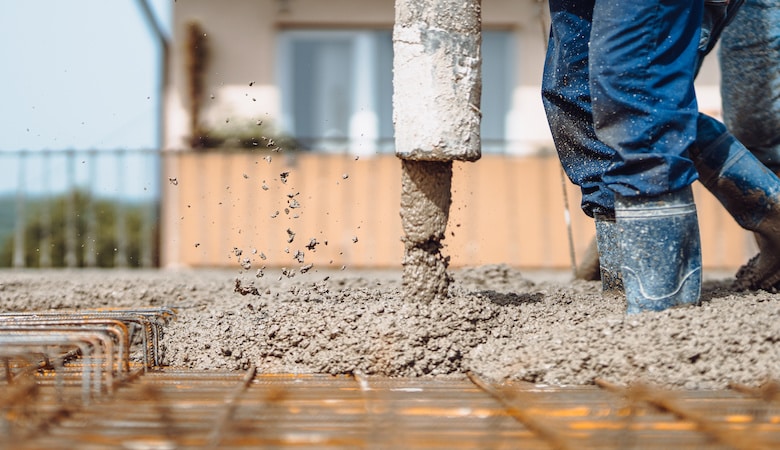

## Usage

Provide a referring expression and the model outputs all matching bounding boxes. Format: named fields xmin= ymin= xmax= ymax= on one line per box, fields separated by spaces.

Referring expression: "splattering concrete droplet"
xmin=234 ymin=278 xmax=259 ymax=296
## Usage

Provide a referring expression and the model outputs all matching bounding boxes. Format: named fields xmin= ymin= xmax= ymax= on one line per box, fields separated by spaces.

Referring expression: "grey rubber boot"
xmin=615 ymin=187 xmax=702 ymax=314
xmin=574 ymin=237 xmax=601 ymax=282
xmin=692 ymin=115 xmax=780 ymax=290
xmin=594 ymin=214 xmax=622 ymax=292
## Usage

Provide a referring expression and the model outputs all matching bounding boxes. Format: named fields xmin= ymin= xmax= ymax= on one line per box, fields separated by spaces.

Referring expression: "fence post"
xmin=39 ymin=150 xmax=52 ymax=268
xmin=114 ymin=150 xmax=128 ymax=268
xmin=13 ymin=152 xmax=27 ymax=268
xmin=84 ymin=150 xmax=98 ymax=268
xmin=141 ymin=149 xmax=156 ymax=268
xmin=64 ymin=150 xmax=78 ymax=268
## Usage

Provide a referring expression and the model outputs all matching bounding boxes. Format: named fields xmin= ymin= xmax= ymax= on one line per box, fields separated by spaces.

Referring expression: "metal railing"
xmin=0 ymin=149 xmax=160 ymax=268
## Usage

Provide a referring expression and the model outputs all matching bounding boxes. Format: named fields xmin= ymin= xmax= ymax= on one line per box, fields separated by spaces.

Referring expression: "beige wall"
xmin=161 ymin=152 xmax=754 ymax=270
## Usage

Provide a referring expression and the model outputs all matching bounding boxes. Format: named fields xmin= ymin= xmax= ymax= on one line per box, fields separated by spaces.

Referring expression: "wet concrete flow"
xmin=2 ymin=269 xmax=780 ymax=389
xmin=400 ymin=160 xmax=454 ymax=303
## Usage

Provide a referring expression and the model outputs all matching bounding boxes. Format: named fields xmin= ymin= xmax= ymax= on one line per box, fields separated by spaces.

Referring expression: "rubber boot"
xmin=615 ymin=187 xmax=702 ymax=314
xmin=574 ymin=237 xmax=601 ymax=282
xmin=594 ymin=214 xmax=622 ymax=292
xmin=692 ymin=116 xmax=780 ymax=290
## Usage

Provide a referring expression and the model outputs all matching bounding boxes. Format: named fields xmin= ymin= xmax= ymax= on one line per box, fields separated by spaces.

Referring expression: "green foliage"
xmin=0 ymin=190 xmax=158 ymax=268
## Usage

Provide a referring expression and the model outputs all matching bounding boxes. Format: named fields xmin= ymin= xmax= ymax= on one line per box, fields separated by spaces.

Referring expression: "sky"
xmin=0 ymin=0 xmax=171 ymax=199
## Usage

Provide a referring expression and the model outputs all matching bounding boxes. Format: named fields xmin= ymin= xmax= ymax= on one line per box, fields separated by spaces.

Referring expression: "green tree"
xmin=0 ymin=190 xmax=158 ymax=268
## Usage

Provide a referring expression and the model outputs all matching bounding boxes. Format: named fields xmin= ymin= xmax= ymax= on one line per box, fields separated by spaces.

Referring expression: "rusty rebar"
xmin=730 ymin=380 xmax=780 ymax=404
xmin=596 ymin=378 xmax=767 ymax=450
xmin=467 ymin=372 xmax=576 ymax=450
xmin=1 ymin=307 xmax=176 ymax=368
xmin=0 ymin=322 xmax=130 ymax=378
xmin=205 ymin=364 xmax=257 ymax=450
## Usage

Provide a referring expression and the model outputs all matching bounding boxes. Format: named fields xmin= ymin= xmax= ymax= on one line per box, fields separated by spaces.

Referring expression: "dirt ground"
xmin=1 ymin=265 xmax=778 ymax=389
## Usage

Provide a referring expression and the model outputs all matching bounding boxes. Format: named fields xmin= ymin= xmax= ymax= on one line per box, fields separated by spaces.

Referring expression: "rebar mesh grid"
xmin=3 ymin=308 xmax=780 ymax=449
xmin=0 ymin=307 xmax=175 ymax=447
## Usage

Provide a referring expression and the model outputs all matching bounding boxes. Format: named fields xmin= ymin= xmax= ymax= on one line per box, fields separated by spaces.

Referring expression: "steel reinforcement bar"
xmin=0 ymin=307 xmax=175 ymax=446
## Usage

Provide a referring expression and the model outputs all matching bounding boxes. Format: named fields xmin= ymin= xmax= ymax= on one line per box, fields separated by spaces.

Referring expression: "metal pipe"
xmin=394 ymin=0 xmax=482 ymax=303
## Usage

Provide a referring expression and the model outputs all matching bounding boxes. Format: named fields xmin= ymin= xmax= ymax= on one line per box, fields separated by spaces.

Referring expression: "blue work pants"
xmin=542 ymin=0 xmax=703 ymax=217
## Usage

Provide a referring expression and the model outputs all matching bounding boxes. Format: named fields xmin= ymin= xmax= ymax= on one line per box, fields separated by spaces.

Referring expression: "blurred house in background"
xmin=164 ymin=0 xmax=552 ymax=154
xmin=0 ymin=0 xmax=751 ymax=271
xmin=159 ymin=0 xmax=752 ymax=272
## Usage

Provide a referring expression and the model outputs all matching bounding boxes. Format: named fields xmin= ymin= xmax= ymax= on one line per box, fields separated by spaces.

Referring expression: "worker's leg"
xmin=590 ymin=0 xmax=704 ymax=312
xmin=693 ymin=114 xmax=780 ymax=291
xmin=542 ymin=0 xmax=613 ymax=218
xmin=542 ymin=0 xmax=623 ymax=290
xmin=720 ymin=0 xmax=780 ymax=171
xmin=591 ymin=0 xmax=701 ymax=196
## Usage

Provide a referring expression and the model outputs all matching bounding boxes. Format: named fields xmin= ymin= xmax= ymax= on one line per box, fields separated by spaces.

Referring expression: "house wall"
xmin=165 ymin=0 xmax=723 ymax=152
xmin=161 ymin=151 xmax=754 ymax=270
xmin=164 ymin=0 xmax=561 ymax=152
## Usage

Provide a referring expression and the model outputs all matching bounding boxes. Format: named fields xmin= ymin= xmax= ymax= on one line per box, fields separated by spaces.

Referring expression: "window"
xmin=278 ymin=29 xmax=512 ymax=154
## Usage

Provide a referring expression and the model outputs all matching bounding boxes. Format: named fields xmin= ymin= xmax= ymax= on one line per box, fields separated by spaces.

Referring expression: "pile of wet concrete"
xmin=2 ymin=265 xmax=778 ymax=389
